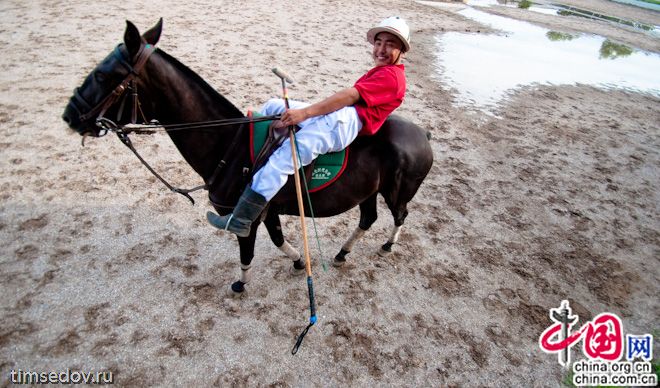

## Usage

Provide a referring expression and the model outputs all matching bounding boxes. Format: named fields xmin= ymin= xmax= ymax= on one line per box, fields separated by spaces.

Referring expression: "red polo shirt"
xmin=353 ymin=64 xmax=406 ymax=136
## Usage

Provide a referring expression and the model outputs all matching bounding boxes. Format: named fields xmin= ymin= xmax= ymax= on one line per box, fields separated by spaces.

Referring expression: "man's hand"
xmin=277 ymin=87 xmax=361 ymax=128
xmin=280 ymin=108 xmax=309 ymax=127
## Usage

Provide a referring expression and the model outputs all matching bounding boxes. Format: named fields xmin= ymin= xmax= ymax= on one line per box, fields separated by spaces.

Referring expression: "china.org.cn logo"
xmin=539 ymin=300 xmax=657 ymax=387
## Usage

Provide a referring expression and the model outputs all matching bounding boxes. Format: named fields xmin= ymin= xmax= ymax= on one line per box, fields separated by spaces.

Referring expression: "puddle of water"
xmin=466 ymin=0 xmax=660 ymax=34
xmin=434 ymin=7 xmax=660 ymax=113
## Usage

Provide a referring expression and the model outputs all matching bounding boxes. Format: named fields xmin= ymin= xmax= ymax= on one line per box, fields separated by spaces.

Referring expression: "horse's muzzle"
xmin=62 ymin=97 xmax=98 ymax=136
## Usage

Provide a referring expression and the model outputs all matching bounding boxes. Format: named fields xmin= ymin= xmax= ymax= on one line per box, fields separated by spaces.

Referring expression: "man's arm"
xmin=279 ymin=87 xmax=361 ymax=127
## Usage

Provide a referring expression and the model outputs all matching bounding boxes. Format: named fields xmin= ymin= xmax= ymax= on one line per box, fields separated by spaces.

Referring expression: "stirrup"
xmin=224 ymin=214 xmax=234 ymax=231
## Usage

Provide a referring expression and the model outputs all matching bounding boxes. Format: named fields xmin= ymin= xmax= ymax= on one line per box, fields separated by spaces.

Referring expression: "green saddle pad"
xmin=249 ymin=111 xmax=348 ymax=192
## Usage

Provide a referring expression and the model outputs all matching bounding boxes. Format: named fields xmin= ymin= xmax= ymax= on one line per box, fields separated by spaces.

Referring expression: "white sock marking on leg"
xmin=342 ymin=227 xmax=367 ymax=252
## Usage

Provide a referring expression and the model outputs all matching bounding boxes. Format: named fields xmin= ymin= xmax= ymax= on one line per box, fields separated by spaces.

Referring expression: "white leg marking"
xmin=377 ymin=225 xmax=403 ymax=257
xmin=341 ymin=227 xmax=367 ymax=252
xmin=240 ymin=263 xmax=253 ymax=283
xmin=278 ymin=240 xmax=301 ymax=261
xmin=389 ymin=225 xmax=402 ymax=244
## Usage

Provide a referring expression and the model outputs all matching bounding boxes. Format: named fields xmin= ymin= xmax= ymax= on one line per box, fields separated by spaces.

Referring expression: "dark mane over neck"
xmin=156 ymin=49 xmax=244 ymax=119
xmin=141 ymin=49 xmax=250 ymax=183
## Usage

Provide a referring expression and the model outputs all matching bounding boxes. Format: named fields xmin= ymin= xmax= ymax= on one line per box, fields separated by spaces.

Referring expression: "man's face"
xmin=372 ymin=31 xmax=404 ymax=67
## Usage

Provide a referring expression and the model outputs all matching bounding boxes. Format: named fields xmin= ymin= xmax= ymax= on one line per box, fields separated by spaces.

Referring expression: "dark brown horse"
xmin=62 ymin=19 xmax=433 ymax=294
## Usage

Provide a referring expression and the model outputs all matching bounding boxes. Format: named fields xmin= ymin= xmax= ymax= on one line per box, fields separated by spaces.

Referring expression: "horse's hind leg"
xmin=377 ymin=207 xmax=407 ymax=257
xmin=333 ymin=193 xmax=378 ymax=267
xmin=263 ymin=209 xmax=305 ymax=272
xmin=379 ymin=170 xmax=419 ymax=257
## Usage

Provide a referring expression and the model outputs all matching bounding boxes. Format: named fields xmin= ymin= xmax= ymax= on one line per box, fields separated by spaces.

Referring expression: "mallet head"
xmin=272 ymin=67 xmax=294 ymax=84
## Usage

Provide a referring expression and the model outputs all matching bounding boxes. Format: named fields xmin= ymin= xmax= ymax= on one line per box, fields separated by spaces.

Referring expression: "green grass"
xmin=639 ymin=0 xmax=660 ymax=5
xmin=561 ymin=369 xmax=576 ymax=388
xmin=519 ymin=0 xmax=533 ymax=8
xmin=599 ymin=40 xmax=633 ymax=59
xmin=546 ymin=31 xmax=577 ymax=41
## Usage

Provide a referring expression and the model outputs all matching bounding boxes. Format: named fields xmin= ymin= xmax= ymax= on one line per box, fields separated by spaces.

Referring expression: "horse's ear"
xmin=124 ymin=20 xmax=142 ymax=58
xmin=142 ymin=18 xmax=163 ymax=46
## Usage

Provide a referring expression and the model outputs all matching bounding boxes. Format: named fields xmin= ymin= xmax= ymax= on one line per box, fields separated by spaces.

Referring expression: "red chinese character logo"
xmin=539 ymin=301 xmax=624 ymax=367
xmin=582 ymin=313 xmax=623 ymax=361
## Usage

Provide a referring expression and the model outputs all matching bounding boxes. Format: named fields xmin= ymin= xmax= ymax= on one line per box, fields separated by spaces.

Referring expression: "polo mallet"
xmin=272 ymin=67 xmax=317 ymax=355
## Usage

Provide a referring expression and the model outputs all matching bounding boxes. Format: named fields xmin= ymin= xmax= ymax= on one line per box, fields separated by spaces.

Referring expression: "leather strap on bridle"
xmin=79 ymin=43 xmax=155 ymax=123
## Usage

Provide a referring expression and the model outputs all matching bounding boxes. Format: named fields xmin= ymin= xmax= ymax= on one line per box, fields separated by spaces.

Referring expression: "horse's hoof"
xmin=377 ymin=245 xmax=393 ymax=257
xmin=290 ymin=259 xmax=306 ymax=276
xmin=290 ymin=266 xmax=306 ymax=276
xmin=333 ymin=249 xmax=349 ymax=267
xmin=226 ymin=281 xmax=247 ymax=298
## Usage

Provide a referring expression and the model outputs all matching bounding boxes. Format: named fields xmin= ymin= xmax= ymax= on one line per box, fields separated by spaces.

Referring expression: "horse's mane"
xmin=156 ymin=48 xmax=245 ymax=118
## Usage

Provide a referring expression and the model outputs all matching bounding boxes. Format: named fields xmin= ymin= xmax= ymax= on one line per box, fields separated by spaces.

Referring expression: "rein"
xmin=96 ymin=115 xmax=280 ymax=205
xmin=84 ymin=41 xmax=282 ymax=205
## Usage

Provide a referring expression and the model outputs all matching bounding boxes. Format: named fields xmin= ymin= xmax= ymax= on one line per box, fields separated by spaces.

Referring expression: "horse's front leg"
xmin=231 ymin=220 xmax=262 ymax=294
xmin=263 ymin=209 xmax=305 ymax=273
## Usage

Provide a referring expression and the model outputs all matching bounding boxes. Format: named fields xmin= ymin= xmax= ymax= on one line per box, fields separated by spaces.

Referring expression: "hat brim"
xmin=366 ymin=26 xmax=410 ymax=52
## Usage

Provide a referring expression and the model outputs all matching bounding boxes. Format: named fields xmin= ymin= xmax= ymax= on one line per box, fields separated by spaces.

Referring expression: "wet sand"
xmin=1 ymin=0 xmax=658 ymax=386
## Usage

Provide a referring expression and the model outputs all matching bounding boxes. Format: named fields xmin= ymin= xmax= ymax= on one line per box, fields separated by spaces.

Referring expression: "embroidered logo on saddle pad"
xmin=249 ymin=111 xmax=348 ymax=192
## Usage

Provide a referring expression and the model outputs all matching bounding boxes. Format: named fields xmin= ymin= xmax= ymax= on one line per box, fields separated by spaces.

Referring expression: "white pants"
xmin=251 ymin=98 xmax=362 ymax=201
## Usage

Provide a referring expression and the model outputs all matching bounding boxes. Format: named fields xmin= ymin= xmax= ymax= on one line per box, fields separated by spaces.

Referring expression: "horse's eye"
xmin=94 ymin=71 xmax=107 ymax=83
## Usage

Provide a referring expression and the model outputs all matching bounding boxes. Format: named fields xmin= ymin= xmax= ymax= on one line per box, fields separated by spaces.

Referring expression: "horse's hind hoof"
xmin=333 ymin=249 xmax=349 ymax=267
xmin=377 ymin=244 xmax=393 ymax=257
xmin=226 ymin=281 xmax=247 ymax=298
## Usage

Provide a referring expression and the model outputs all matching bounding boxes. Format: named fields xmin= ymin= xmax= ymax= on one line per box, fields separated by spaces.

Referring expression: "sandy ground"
xmin=1 ymin=0 xmax=658 ymax=386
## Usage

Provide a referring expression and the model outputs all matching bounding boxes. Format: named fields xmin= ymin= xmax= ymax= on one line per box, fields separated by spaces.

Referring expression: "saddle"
xmin=248 ymin=110 xmax=348 ymax=193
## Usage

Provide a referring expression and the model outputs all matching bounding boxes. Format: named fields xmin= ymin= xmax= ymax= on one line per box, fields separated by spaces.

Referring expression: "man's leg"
xmin=206 ymin=187 xmax=268 ymax=237
xmin=207 ymin=105 xmax=359 ymax=236
xmin=249 ymin=104 xmax=362 ymax=200
xmin=250 ymin=119 xmax=336 ymax=200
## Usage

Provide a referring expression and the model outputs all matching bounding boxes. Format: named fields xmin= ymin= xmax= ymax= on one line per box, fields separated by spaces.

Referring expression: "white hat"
xmin=366 ymin=16 xmax=411 ymax=52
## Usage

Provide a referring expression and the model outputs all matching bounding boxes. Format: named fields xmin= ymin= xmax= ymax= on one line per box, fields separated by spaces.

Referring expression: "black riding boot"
xmin=206 ymin=187 xmax=268 ymax=238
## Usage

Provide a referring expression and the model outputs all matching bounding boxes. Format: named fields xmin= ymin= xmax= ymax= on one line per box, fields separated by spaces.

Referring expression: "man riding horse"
xmin=62 ymin=16 xmax=432 ymax=293
xmin=206 ymin=16 xmax=412 ymax=237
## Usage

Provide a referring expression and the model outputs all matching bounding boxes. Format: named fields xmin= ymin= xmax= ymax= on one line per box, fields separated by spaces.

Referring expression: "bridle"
xmin=75 ymin=43 xmax=156 ymax=133
xmin=73 ymin=41 xmax=280 ymax=205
